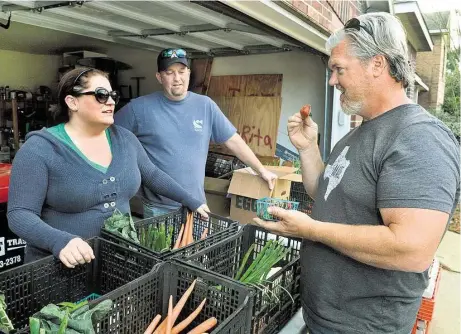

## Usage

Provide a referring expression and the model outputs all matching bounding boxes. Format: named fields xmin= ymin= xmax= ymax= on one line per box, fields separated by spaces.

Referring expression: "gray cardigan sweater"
xmin=7 ymin=125 xmax=202 ymax=261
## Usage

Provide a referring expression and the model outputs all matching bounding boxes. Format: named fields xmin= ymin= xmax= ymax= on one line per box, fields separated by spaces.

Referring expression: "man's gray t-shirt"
xmin=114 ymin=91 xmax=236 ymax=208
xmin=302 ymin=104 xmax=460 ymax=334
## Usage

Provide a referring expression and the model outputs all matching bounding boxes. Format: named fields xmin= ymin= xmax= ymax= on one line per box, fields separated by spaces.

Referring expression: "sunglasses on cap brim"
xmin=160 ymin=48 xmax=187 ymax=59
xmin=73 ymin=87 xmax=120 ymax=105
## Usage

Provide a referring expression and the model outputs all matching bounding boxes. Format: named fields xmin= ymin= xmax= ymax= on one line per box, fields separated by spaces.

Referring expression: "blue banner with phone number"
xmin=275 ymin=143 xmax=299 ymax=162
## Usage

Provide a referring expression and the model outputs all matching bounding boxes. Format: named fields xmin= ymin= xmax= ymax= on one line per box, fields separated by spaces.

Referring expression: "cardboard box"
xmin=227 ymin=166 xmax=302 ymax=224
xmin=204 ymin=177 xmax=231 ymax=217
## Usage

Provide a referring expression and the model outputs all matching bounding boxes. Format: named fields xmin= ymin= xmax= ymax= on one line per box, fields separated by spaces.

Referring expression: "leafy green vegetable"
xmin=292 ymin=159 xmax=302 ymax=174
xmin=58 ymin=309 xmax=69 ymax=334
xmin=139 ymin=223 xmax=174 ymax=252
xmin=165 ymin=225 xmax=174 ymax=251
xmin=30 ymin=299 xmax=113 ymax=334
xmin=106 ymin=209 xmax=175 ymax=253
xmin=29 ymin=317 xmax=41 ymax=334
xmin=57 ymin=300 xmax=88 ymax=312
xmin=104 ymin=209 xmax=139 ymax=244
xmin=234 ymin=244 xmax=255 ymax=281
xmin=0 ymin=293 xmax=14 ymax=333
xmin=235 ymin=240 xmax=290 ymax=285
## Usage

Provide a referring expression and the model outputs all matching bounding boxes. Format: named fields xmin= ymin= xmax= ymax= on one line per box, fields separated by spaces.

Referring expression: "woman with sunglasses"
xmin=7 ymin=67 xmax=209 ymax=267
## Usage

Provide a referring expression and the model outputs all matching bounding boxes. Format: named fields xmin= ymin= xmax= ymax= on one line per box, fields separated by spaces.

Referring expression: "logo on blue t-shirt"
xmin=193 ymin=120 xmax=203 ymax=132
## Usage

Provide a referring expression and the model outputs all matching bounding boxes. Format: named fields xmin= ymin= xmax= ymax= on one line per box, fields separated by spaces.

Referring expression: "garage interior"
xmin=0 ymin=0 xmax=331 ymax=161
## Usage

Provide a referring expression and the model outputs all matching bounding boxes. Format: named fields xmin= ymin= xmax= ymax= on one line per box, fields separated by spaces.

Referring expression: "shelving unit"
xmin=0 ymin=97 xmax=20 ymax=153
xmin=11 ymin=98 xmax=19 ymax=152
xmin=0 ymin=96 xmax=52 ymax=161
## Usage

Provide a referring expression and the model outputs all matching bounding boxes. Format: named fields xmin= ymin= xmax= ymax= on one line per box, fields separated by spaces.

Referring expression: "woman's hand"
xmin=195 ymin=204 xmax=210 ymax=219
xmin=59 ymin=237 xmax=95 ymax=268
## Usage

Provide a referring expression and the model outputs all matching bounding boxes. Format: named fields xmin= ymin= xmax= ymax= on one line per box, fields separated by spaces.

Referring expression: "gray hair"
xmin=326 ymin=12 xmax=413 ymax=88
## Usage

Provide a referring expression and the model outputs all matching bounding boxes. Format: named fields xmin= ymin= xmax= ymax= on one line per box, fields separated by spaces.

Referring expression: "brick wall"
xmin=283 ymin=1 xmax=365 ymax=129
xmin=286 ymin=0 xmax=364 ymax=34
xmin=416 ymin=34 xmax=448 ymax=109
xmin=350 ymin=114 xmax=363 ymax=128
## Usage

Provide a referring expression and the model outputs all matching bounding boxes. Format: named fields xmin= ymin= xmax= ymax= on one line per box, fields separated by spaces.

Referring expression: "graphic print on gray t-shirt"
xmin=324 ymin=146 xmax=350 ymax=200
xmin=301 ymin=104 xmax=460 ymax=334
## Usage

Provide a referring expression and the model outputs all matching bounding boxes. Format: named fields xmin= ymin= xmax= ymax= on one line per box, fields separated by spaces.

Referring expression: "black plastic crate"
xmin=180 ymin=225 xmax=302 ymax=334
xmin=16 ymin=261 xmax=252 ymax=334
xmin=290 ymin=182 xmax=315 ymax=215
xmin=101 ymin=207 xmax=239 ymax=260
xmin=0 ymin=237 xmax=161 ymax=332
xmin=0 ymin=203 xmax=25 ymax=272
xmin=205 ymin=151 xmax=246 ymax=179
xmin=159 ymin=261 xmax=252 ymax=333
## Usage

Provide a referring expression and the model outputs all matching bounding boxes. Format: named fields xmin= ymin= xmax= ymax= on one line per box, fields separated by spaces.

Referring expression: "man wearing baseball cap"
xmin=157 ymin=48 xmax=190 ymax=71
xmin=115 ymin=48 xmax=277 ymax=218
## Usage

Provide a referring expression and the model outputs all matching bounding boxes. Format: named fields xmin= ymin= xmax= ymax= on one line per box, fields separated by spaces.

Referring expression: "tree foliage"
xmin=441 ymin=48 xmax=460 ymax=116
xmin=427 ymin=48 xmax=460 ymax=138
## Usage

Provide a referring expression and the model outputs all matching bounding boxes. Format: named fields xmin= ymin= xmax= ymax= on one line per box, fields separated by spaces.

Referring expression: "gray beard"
xmin=341 ymin=98 xmax=363 ymax=116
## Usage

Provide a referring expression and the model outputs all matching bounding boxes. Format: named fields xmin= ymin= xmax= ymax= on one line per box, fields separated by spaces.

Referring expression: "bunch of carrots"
xmin=172 ymin=212 xmax=208 ymax=250
xmin=144 ymin=279 xmax=217 ymax=334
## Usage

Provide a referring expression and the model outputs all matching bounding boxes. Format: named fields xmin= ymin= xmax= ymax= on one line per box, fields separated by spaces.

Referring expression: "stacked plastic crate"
xmin=289 ymin=182 xmax=314 ymax=215
xmin=205 ymin=152 xmax=246 ymax=179
xmin=101 ymin=207 xmax=239 ymax=260
xmin=411 ymin=259 xmax=442 ymax=334
xmin=0 ymin=237 xmax=253 ymax=333
xmin=179 ymin=224 xmax=302 ymax=334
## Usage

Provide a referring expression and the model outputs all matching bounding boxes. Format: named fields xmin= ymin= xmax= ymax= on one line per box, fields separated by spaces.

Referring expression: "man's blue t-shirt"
xmin=114 ymin=91 xmax=236 ymax=208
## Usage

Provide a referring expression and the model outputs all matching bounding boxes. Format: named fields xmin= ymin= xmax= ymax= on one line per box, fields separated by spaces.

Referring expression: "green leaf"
xmin=0 ymin=293 xmax=14 ymax=332
xmin=166 ymin=225 xmax=174 ymax=250
xmin=29 ymin=317 xmax=41 ymax=334
xmin=235 ymin=243 xmax=255 ymax=281
xmin=58 ymin=309 xmax=69 ymax=334
xmin=31 ymin=299 xmax=113 ymax=334
xmin=104 ymin=209 xmax=140 ymax=244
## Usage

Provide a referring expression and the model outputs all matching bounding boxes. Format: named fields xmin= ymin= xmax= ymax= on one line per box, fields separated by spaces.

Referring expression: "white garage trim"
xmin=222 ymin=0 xmax=328 ymax=54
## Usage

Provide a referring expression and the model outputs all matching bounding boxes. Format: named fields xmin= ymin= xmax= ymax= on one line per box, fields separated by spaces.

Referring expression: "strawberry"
xmin=300 ymin=104 xmax=311 ymax=119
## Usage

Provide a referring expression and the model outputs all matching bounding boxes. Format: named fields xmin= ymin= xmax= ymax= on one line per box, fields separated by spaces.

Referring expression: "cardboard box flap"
xmin=265 ymin=166 xmax=303 ymax=182
xmin=204 ymin=177 xmax=230 ymax=195
xmin=280 ymin=173 xmax=303 ymax=182
xmin=228 ymin=166 xmax=302 ymax=199
xmin=232 ymin=167 xmax=256 ymax=175
xmin=227 ymin=168 xmax=272 ymax=199
xmin=265 ymin=166 xmax=298 ymax=174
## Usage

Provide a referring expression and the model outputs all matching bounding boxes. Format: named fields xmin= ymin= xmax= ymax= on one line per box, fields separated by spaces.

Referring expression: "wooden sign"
xmin=207 ymin=74 xmax=282 ymax=97
xmin=210 ymin=96 xmax=281 ymax=157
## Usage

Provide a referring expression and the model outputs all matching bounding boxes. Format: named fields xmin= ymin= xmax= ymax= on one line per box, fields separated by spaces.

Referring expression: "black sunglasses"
xmin=344 ymin=18 xmax=376 ymax=43
xmin=73 ymin=87 xmax=120 ymax=105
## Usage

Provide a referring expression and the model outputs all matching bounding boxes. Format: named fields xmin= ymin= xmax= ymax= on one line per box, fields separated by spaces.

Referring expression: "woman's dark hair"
xmin=54 ymin=67 xmax=108 ymax=123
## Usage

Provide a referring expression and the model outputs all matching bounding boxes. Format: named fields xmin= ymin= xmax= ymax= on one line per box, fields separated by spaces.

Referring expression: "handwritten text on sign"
xmin=210 ymin=96 xmax=281 ymax=156
xmin=238 ymin=126 xmax=273 ymax=150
